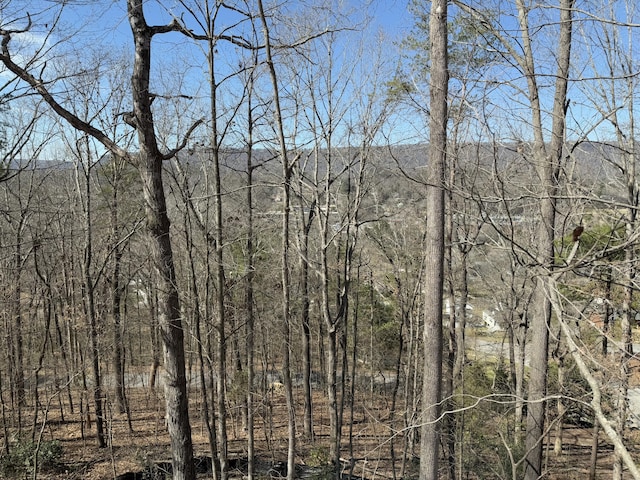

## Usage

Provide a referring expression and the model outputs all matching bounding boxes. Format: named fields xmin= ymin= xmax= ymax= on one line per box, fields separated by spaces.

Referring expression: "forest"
xmin=1 ymin=0 xmax=640 ymax=479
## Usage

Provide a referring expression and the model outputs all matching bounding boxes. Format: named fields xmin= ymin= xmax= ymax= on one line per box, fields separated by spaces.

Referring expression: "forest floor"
xmin=5 ymin=379 xmax=640 ymax=480
xmin=6 ymin=327 xmax=640 ymax=479
xmin=6 ymin=384 xmax=418 ymax=480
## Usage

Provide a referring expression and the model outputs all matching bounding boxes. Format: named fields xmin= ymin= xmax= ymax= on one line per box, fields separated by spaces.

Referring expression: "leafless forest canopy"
xmin=1 ymin=1 xmax=640 ymax=479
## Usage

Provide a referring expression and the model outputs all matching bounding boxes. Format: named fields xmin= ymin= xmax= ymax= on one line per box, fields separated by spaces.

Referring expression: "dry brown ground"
xmin=4 ymin=380 xmax=640 ymax=479
xmin=5 ymin=385 xmax=413 ymax=479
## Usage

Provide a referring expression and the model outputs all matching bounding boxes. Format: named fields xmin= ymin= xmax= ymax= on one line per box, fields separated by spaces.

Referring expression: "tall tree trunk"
xmin=110 ymin=160 xmax=127 ymax=415
xmin=245 ymin=61 xmax=257 ymax=480
xmin=613 ymin=84 xmax=637 ymax=480
xmin=257 ymin=2 xmax=296 ymax=477
xmin=420 ymin=0 xmax=447 ymax=478
xmin=297 ymin=187 xmax=316 ymax=440
xmin=523 ymin=1 xmax=573 ymax=477
xmin=112 ymin=247 xmax=126 ymax=414
xmin=5 ymin=175 xmax=36 ymax=416
xmin=245 ymin=133 xmax=256 ymax=480
xmin=128 ymin=2 xmax=195 ymax=478
xmin=75 ymin=144 xmax=106 ymax=449
xmin=138 ymin=154 xmax=194 ymax=480
xmin=317 ymin=150 xmax=346 ymax=474
xmin=207 ymin=45 xmax=229 ymax=480
xmin=11 ymin=224 xmax=25 ymax=410
xmin=525 ymin=270 xmax=551 ymax=479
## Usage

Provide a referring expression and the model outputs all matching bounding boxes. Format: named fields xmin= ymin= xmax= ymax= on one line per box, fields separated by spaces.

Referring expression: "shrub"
xmin=456 ymin=360 xmax=525 ymax=479
xmin=0 ymin=436 xmax=63 ymax=477
xmin=307 ymin=445 xmax=330 ymax=467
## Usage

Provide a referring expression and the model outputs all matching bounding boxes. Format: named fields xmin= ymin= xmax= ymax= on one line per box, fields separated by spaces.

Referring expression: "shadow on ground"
xmin=115 ymin=456 xmax=364 ymax=479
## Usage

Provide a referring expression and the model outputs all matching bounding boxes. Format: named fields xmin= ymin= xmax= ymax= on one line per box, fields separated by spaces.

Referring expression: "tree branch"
xmin=162 ymin=118 xmax=204 ymax=160
xmin=550 ymin=283 xmax=640 ymax=480
xmin=0 ymin=30 xmax=129 ymax=159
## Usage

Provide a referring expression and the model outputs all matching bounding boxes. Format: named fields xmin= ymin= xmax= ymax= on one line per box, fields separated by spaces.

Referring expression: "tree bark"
xmin=523 ymin=1 xmax=573 ymax=477
xmin=550 ymin=283 xmax=640 ymax=479
xmin=420 ymin=0 xmax=447 ymax=478
xmin=109 ymin=158 xmax=127 ymax=415
xmin=245 ymin=115 xmax=256 ymax=480
xmin=127 ymin=2 xmax=195 ymax=478
xmin=0 ymin=8 xmax=199 ymax=470
xmin=611 ymin=25 xmax=637 ymax=477
xmin=296 ymin=182 xmax=316 ymax=440
xmin=72 ymin=136 xmax=107 ymax=448
xmin=256 ymin=2 xmax=296 ymax=477
xmin=205 ymin=30 xmax=230 ymax=480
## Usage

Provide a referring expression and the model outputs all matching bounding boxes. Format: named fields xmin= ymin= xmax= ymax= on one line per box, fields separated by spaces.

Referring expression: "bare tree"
xmin=520 ymin=2 xmax=574 ymax=476
xmin=573 ymin=2 xmax=640 ymax=476
xmin=256 ymin=2 xmax=297 ymax=477
xmin=70 ymin=131 xmax=107 ymax=448
xmin=449 ymin=1 xmax=574 ymax=476
xmin=420 ymin=0 xmax=447 ymax=478
xmin=0 ymin=2 xmax=203 ymax=477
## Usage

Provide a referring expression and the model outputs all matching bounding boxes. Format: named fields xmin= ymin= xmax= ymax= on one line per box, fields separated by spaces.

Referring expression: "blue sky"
xmin=6 ymin=0 xmax=638 ymax=150
xmin=22 ymin=0 xmax=413 ymax=95
xmin=29 ymin=0 xmax=412 ymax=52
xmin=2 ymin=0 xmax=419 ymax=156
